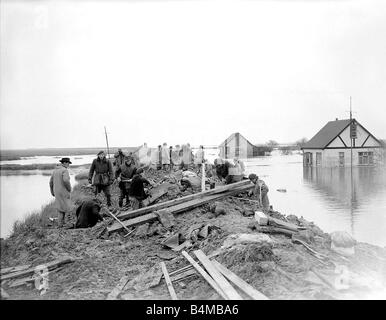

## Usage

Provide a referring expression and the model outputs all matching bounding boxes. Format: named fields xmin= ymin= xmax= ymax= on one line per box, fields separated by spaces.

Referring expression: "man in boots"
xmin=88 ymin=151 xmax=114 ymax=208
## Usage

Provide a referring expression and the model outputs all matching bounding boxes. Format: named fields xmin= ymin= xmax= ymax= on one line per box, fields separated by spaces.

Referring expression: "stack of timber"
xmin=108 ymin=180 xmax=254 ymax=233
xmin=180 ymin=250 xmax=268 ymax=300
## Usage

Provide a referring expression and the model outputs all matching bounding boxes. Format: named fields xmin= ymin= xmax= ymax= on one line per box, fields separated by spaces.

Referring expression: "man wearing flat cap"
xmin=88 ymin=151 xmax=114 ymax=207
xmin=49 ymin=157 xmax=72 ymax=228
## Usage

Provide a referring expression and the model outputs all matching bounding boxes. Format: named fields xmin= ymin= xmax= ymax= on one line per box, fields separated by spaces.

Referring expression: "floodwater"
xmin=0 ymin=172 xmax=77 ymax=239
xmin=242 ymin=153 xmax=386 ymax=247
xmin=1 ymin=151 xmax=386 ymax=247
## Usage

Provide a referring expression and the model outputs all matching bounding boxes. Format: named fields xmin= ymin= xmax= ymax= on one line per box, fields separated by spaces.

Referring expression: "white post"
xmin=201 ymin=162 xmax=206 ymax=191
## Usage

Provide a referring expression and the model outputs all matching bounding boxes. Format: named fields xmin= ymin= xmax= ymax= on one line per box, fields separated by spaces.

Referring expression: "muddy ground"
xmin=1 ymin=168 xmax=386 ymax=300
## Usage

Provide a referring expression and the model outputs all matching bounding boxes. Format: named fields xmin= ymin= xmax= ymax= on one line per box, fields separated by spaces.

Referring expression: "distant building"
xmin=301 ymin=118 xmax=384 ymax=167
xmin=219 ymin=132 xmax=262 ymax=159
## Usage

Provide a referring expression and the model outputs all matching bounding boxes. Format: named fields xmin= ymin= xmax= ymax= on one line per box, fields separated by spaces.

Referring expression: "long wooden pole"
xmin=104 ymin=126 xmax=111 ymax=159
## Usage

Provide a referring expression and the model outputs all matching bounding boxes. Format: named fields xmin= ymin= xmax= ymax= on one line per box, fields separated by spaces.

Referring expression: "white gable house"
xmin=301 ymin=118 xmax=384 ymax=167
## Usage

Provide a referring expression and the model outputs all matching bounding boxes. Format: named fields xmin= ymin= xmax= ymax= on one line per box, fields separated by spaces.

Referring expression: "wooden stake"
xmin=160 ymin=262 xmax=178 ymax=300
xmin=201 ymin=162 xmax=206 ymax=192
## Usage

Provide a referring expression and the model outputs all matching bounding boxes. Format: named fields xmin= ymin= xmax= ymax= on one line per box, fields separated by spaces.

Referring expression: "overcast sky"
xmin=1 ymin=0 xmax=385 ymax=149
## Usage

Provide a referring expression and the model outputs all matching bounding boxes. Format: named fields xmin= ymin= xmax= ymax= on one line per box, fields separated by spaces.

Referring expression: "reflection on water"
xmin=241 ymin=153 xmax=386 ymax=247
xmin=303 ymin=166 xmax=386 ymax=247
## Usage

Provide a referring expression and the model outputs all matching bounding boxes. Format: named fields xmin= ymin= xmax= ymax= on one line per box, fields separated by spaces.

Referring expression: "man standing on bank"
xmin=88 ymin=151 xmax=114 ymax=208
xmin=49 ymin=157 xmax=72 ymax=228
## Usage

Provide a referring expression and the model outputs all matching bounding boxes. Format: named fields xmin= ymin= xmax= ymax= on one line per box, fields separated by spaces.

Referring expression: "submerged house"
xmin=301 ymin=118 xmax=384 ymax=167
xmin=219 ymin=132 xmax=263 ymax=159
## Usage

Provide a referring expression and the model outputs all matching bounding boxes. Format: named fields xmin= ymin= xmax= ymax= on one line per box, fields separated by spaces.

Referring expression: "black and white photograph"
xmin=1 ymin=0 xmax=386 ymax=305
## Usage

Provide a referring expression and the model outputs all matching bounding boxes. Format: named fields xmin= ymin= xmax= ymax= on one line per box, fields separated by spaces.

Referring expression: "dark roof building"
xmin=302 ymin=118 xmax=383 ymax=167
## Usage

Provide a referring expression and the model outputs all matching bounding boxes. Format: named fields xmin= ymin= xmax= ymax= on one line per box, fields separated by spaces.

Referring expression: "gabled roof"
xmin=302 ymin=119 xmax=352 ymax=149
xmin=219 ymin=132 xmax=255 ymax=147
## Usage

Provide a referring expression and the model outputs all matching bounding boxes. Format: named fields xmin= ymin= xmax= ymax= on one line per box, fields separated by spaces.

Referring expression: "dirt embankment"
xmin=1 ymin=168 xmax=386 ymax=300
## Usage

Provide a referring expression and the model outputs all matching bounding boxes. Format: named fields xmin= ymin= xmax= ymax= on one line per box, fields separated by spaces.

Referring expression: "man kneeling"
xmin=75 ymin=199 xmax=104 ymax=228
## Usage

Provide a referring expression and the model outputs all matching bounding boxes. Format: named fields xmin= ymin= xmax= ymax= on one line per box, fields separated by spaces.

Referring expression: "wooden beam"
xmin=212 ymin=260 xmax=269 ymax=300
xmin=108 ymin=184 xmax=254 ymax=233
xmin=268 ymin=217 xmax=305 ymax=232
xmin=0 ymin=258 xmax=74 ymax=282
xmin=1 ymin=264 xmax=31 ymax=275
xmin=160 ymin=262 xmax=178 ymax=300
xmin=193 ymin=250 xmax=243 ymax=300
xmin=117 ymin=180 xmax=253 ymax=221
xmin=116 ymin=213 xmax=158 ymax=231
xmin=170 ymin=268 xmax=197 ymax=283
xmin=181 ymin=251 xmax=228 ymax=300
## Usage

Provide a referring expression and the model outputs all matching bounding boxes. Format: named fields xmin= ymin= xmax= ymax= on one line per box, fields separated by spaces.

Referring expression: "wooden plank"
xmin=160 ymin=262 xmax=178 ymax=300
xmin=211 ymin=260 xmax=269 ymax=300
xmin=118 ymin=180 xmax=253 ymax=221
xmin=169 ymin=265 xmax=193 ymax=277
xmin=8 ymin=267 xmax=65 ymax=288
xmin=193 ymin=250 xmax=243 ymax=300
xmin=106 ymin=275 xmax=131 ymax=300
xmin=170 ymin=269 xmax=197 ymax=282
xmin=0 ymin=258 xmax=74 ymax=282
xmin=1 ymin=264 xmax=31 ymax=275
xmin=268 ymin=217 xmax=305 ymax=232
xmin=8 ymin=275 xmax=35 ymax=288
xmin=108 ymin=184 xmax=254 ymax=233
xmin=182 ymin=251 xmax=228 ymax=300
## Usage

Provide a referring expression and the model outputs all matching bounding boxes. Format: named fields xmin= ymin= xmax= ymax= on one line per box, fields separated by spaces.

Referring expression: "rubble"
xmin=1 ymin=167 xmax=386 ymax=300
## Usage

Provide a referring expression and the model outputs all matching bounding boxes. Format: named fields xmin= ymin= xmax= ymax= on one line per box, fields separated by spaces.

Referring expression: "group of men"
xmin=88 ymin=150 xmax=153 ymax=210
xmin=49 ymin=146 xmax=269 ymax=229
xmin=136 ymin=143 xmax=205 ymax=171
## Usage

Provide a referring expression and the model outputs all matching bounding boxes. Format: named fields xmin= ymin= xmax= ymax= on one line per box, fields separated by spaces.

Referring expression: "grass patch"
xmin=11 ymin=202 xmax=57 ymax=237
xmin=8 ymin=177 xmax=93 ymax=239
xmin=74 ymin=170 xmax=89 ymax=181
